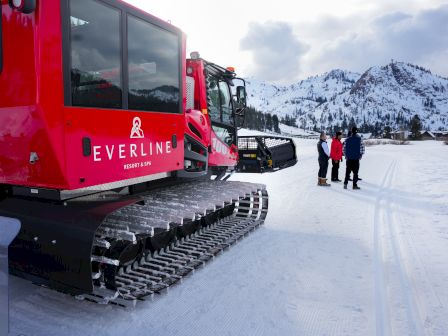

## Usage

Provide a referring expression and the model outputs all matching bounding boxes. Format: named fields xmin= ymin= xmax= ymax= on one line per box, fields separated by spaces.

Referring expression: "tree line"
xmin=243 ymin=106 xmax=424 ymax=139
xmin=243 ymin=106 xmax=281 ymax=133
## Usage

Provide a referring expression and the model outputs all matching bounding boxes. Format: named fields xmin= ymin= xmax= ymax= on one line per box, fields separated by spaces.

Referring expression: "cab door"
xmin=207 ymin=75 xmax=238 ymax=168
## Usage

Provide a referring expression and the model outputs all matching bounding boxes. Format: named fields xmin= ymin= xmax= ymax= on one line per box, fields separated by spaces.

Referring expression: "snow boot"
xmin=353 ymin=185 xmax=361 ymax=190
xmin=320 ymin=178 xmax=331 ymax=187
xmin=343 ymin=184 xmax=348 ymax=189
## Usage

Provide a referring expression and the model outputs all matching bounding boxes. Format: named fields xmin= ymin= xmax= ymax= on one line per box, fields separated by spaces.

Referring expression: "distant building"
xmin=390 ymin=130 xmax=409 ymax=140
xmin=433 ymin=131 xmax=448 ymax=140
xmin=359 ymin=133 xmax=372 ymax=140
xmin=420 ymin=131 xmax=436 ymax=140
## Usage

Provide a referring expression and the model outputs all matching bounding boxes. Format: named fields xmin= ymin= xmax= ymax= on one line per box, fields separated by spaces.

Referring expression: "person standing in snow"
xmin=317 ymin=131 xmax=331 ymax=187
xmin=330 ymin=131 xmax=343 ymax=182
xmin=343 ymin=127 xmax=365 ymax=190
xmin=344 ymin=130 xmax=362 ymax=182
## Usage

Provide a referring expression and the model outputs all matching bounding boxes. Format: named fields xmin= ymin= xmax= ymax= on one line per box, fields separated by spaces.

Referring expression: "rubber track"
xmin=79 ymin=181 xmax=268 ymax=306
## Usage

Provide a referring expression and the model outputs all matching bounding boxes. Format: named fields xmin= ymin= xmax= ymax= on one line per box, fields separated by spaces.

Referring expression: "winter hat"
xmin=351 ymin=126 xmax=358 ymax=134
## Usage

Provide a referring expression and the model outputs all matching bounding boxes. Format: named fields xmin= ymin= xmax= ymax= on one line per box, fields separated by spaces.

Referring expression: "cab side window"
xmin=70 ymin=0 xmax=122 ymax=108
xmin=207 ymin=76 xmax=221 ymax=122
xmin=218 ymin=81 xmax=232 ymax=124
xmin=67 ymin=0 xmax=181 ymax=113
xmin=127 ymin=15 xmax=180 ymax=113
xmin=207 ymin=74 xmax=233 ymax=125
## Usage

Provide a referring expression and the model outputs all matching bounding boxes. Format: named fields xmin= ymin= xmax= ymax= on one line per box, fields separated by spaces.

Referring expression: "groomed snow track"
xmin=81 ymin=181 xmax=268 ymax=306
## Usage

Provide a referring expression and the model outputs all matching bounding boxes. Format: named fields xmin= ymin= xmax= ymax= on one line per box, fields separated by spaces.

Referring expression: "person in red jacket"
xmin=330 ymin=131 xmax=343 ymax=182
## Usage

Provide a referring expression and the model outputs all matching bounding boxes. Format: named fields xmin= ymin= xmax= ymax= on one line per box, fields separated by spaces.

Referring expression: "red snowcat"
xmin=0 ymin=0 xmax=297 ymax=305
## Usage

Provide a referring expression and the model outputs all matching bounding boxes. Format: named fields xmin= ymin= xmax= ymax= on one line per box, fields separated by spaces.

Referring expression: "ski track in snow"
xmin=372 ymin=143 xmax=448 ymax=336
xmin=5 ymin=139 xmax=448 ymax=336
xmin=373 ymin=160 xmax=394 ymax=336
xmin=374 ymin=160 xmax=425 ymax=336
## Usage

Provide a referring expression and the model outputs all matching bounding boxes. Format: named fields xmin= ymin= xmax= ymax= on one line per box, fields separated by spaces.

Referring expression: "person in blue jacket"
xmin=343 ymin=127 xmax=365 ymax=190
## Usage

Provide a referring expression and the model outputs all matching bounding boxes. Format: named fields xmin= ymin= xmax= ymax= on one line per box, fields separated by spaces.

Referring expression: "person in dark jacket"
xmin=330 ymin=131 xmax=343 ymax=182
xmin=344 ymin=130 xmax=362 ymax=182
xmin=343 ymin=127 xmax=365 ymax=190
xmin=317 ymin=131 xmax=331 ymax=187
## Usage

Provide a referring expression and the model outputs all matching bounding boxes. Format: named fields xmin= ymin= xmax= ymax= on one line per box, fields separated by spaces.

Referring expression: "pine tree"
xmin=348 ymin=117 xmax=356 ymax=130
xmin=272 ymin=114 xmax=281 ymax=133
xmin=265 ymin=113 xmax=273 ymax=131
xmin=341 ymin=118 xmax=348 ymax=132
xmin=410 ymin=114 xmax=422 ymax=140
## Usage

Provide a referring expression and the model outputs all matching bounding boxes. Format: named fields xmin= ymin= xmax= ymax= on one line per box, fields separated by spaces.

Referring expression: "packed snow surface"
xmin=7 ymin=139 xmax=448 ymax=336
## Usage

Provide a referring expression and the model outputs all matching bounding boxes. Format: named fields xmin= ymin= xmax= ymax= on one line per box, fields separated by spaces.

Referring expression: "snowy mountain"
xmin=245 ymin=62 xmax=448 ymax=132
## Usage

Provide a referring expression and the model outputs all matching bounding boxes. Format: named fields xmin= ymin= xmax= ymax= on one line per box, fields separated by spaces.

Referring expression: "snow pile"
xmin=364 ymin=139 xmax=410 ymax=146
xmin=238 ymin=126 xmax=318 ymax=138
xmin=279 ymin=124 xmax=320 ymax=137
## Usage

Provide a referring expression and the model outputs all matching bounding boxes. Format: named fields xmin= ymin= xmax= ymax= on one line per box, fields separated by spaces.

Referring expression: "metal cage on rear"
xmin=236 ymin=136 xmax=298 ymax=173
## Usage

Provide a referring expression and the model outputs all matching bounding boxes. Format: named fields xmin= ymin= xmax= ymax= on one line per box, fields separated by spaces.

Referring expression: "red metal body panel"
xmin=0 ymin=2 xmax=67 ymax=188
xmin=209 ymin=134 xmax=238 ymax=167
xmin=186 ymin=60 xmax=208 ymax=113
xmin=0 ymin=1 xmax=185 ymax=190
xmin=185 ymin=107 xmax=211 ymax=146
xmin=64 ymin=109 xmax=184 ymax=190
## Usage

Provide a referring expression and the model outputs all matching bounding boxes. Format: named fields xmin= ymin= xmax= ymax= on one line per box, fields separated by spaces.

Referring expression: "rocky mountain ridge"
xmin=245 ymin=62 xmax=448 ymax=133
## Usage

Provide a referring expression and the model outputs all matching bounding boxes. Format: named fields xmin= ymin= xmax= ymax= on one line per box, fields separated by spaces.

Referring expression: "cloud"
xmin=240 ymin=22 xmax=309 ymax=83
xmin=372 ymin=12 xmax=411 ymax=28
xmin=303 ymin=4 xmax=448 ymax=78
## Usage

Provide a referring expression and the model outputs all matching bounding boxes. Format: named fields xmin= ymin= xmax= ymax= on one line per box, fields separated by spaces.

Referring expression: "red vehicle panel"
xmin=0 ymin=0 xmax=186 ymax=191
xmin=64 ymin=108 xmax=184 ymax=190
xmin=209 ymin=134 xmax=238 ymax=167
xmin=0 ymin=2 xmax=67 ymax=189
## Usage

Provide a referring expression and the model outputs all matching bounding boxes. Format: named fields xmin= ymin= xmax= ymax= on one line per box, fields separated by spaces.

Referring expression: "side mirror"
xmin=236 ymin=86 xmax=247 ymax=107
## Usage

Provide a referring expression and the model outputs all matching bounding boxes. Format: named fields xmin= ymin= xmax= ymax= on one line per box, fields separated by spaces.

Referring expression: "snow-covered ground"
xmin=7 ymin=140 xmax=448 ymax=336
xmin=279 ymin=124 xmax=320 ymax=137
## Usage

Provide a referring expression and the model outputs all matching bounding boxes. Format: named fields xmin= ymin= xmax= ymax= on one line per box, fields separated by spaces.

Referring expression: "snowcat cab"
xmin=185 ymin=55 xmax=244 ymax=179
xmin=185 ymin=54 xmax=297 ymax=177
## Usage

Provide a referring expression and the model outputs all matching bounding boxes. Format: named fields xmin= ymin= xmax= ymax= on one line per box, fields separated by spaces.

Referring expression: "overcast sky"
xmin=125 ymin=0 xmax=448 ymax=84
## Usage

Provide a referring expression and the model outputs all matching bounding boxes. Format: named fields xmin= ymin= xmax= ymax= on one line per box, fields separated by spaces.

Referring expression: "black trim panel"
xmin=1 ymin=196 xmax=136 ymax=295
xmin=61 ymin=0 xmax=71 ymax=105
